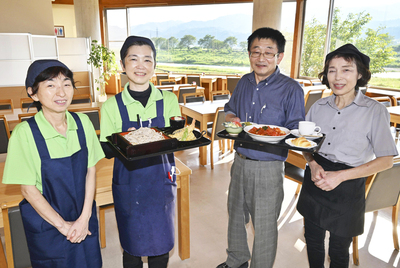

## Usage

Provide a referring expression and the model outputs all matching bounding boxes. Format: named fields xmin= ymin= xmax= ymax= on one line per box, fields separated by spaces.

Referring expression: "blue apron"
xmin=113 ymin=92 xmax=176 ymax=257
xmin=19 ymin=112 xmax=102 ymax=268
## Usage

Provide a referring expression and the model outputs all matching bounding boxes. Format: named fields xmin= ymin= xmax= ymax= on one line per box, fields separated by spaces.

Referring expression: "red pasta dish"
xmin=248 ymin=126 xmax=287 ymax=136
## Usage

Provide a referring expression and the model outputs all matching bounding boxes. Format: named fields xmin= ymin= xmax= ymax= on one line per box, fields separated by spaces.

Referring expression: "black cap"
xmin=325 ymin=44 xmax=370 ymax=69
xmin=25 ymin=59 xmax=70 ymax=90
xmin=120 ymin=35 xmax=156 ymax=62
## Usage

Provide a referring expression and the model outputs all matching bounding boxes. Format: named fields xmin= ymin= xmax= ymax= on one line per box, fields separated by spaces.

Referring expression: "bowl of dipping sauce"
xmin=170 ymin=116 xmax=186 ymax=130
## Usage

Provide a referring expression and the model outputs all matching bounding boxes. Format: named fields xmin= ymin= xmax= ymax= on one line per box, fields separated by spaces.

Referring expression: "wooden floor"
xmin=2 ymin=144 xmax=400 ymax=267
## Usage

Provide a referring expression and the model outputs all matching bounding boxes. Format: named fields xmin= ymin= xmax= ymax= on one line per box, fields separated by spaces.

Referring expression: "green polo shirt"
xmin=2 ymin=111 xmax=105 ymax=193
xmin=99 ymin=82 xmax=181 ymax=142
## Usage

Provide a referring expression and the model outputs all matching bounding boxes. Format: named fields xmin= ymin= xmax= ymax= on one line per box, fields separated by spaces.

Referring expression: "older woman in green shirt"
xmin=3 ymin=60 xmax=104 ymax=267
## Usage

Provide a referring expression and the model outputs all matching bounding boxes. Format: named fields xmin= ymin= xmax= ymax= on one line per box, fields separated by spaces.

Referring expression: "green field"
xmin=154 ymin=48 xmax=400 ymax=89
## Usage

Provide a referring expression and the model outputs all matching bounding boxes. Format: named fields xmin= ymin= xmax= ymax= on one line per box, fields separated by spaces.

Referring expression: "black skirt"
xmin=297 ymin=154 xmax=366 ymax=237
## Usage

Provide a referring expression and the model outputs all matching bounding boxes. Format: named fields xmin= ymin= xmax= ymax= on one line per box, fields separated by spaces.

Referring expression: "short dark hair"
xmin=247 ymin=27 xmax=286 ymax=53
xmin=120 ymin=36 xmax=157 ymax=68
xmin=318 ymin=54 xmax=371 ymax=90
xmin=31 ymin=66 xmax=75 ymax=111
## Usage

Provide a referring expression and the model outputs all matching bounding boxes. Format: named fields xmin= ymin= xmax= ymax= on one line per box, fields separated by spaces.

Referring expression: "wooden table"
xmin=2 ymin=102 xmax=103 ymax=131
xmin=0 ymin=157 xmax=192 ymax=267
xmin=180 ymin=99 xmax=229 ymax=165
xmin=169 ymin=74 xmax=186 ymax=84
xmin=156 ymin=84 xmax=205 ymax=98
xmin=201 ymin=76 xmax=226 ymax=100
xmin=387 ymin=106 xmax=400 ymax=125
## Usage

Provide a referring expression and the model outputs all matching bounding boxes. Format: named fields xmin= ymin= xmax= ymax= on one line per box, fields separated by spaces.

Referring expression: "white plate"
xmin=244 ymin=124 xmax=290 ymax=144
xmin=290 ymin=129 xmax=323 ymax=140
xmin=285 ymin=138 xmax=317 ymax=149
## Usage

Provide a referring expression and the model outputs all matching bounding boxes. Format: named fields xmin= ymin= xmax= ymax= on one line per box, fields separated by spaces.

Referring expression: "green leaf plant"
xmin=87 ymin=40 xmax=119 ymax=95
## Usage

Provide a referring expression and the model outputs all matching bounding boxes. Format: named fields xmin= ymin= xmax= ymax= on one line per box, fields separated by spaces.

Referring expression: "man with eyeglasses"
xmin=217 ymin=27 xmax=305 ymax=268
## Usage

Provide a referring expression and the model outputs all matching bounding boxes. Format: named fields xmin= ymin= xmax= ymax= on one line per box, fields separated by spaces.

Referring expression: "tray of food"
xmin=217 ymin=123 xmax=325 ymax=152
xmin=106 ymin=121 xmax=211 ymax=161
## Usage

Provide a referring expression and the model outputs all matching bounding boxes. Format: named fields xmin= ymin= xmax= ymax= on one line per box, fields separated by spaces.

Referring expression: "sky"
xmin=107 ymin=3 xmax=253 ymax=27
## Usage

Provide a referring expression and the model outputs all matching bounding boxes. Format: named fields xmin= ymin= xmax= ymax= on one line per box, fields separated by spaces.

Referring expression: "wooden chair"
xmin=186 ymin=74 xmax=201 ymax=86
xmin=159 ymin=78 xmax=176 ymax=86
xmin=0 ymin=99 xmax=14 ymax=114
xmin=1 ymin=198 xmax=32 ymax=268
xmin=18 ymin=112 xmax=37 ymax=122
xmin=157 ymin=86 xmax=174 ymax=93
xmin=71 ymin=94 xmax=92 ymax=105
xmin=226 ymin=77 xmax=241 ymax=95
xmin=0 ymin=115 xmax=11 ymax=154
xmin=207 ymin=107 xmax=228 ymax=169
xmin=177 ymin=86 xmax=197 ymax=103
xmin=211 ymin=90 xmax=230 ymax=101
xmin=352 ymin=161 xmax=400 ymax=265
xmin=310 ymin=78 xmax=323 ymax=86
xmin=372 ymin=96 xmax=396 ymax=107
xmin=68 ymin=107 xmax=101 ymax=136
xmin=284 ymin=162 xmax=304 ymax=195
xmin=183 ymin=91 xmax=206 ymax=105
xmin=20 ymin=98 xmax=38 ymax=112
xmin=304 ymin=88 xmax=325 ymax=114
xmin=120 ymin=72 xmax=129 ymax=89
xmin=156 ymin=73 xmax=169 ymax=85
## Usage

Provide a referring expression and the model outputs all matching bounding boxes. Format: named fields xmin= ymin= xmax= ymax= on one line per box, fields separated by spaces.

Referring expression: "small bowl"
xmin=223 ymin=122 xmax=243 ymax=136
xmin=170 ymin=116 xmax=186 ymax=130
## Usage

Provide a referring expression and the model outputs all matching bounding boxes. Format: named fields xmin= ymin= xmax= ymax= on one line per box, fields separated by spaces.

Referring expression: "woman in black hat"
xmin=2 ymin=60 xmax=103 ymax=267
xmin=99 ymin=36 xmax=181 ymax=268
xmin=297 ymin=44 xmax=398 ymax=267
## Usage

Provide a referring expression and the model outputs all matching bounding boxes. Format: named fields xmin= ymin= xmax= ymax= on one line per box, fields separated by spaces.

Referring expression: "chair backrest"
xmin=159 ymin=78 xmax=176 ymax=85
xmin=20 ymin=98 xmax=38 ymax=112
xmin=227 ymin=77 xmax=240 ymax=94
xmin=185 ymin=96 xmax=205 ymax=104
xmin=18 ymin=112 xmax=37 ymax=122
xmin=178 ymin=86 xmax=197 ymax=103
xmin=71 ymin=94 xmax=92 ymax=105
xmin=372 ymin=96 xmax=394 ymax=107
xmin=0 ymin=99 xmax=14 ymax=113
xmin=211 ymin=107 xmax=226 ymax=141
xmin=213 ymin=94 xmax=230 ymax=101
xmin=158 ymin=86 xmax=174 ymax=93
xmin=120 ymin=72 xmax=129 ymax=89
xmin=305 ymin=89 xmax=324 ymax=114
xmin=187 ymin=75 xmax=201 ymax=86
xmin=68 ymin=107 xmax=101 ymax=134
xmin=365 ymin=161 xmax=400 ymax=213
xmin=0 ymin=115 xmax=11 ymax=154
xmin=8 ymin=207 xmax=31 ymax=268
xmin=156 ymin=73 xmax=169 ymax=85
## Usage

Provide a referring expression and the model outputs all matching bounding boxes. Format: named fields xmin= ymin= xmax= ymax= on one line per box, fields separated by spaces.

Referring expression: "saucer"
xmin=290 ymin=129 xmax=323 ymax=140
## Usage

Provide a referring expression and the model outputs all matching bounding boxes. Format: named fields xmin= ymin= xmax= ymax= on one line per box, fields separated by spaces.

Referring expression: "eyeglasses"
xmin=250 ymin=51 xmax=278 ymax=59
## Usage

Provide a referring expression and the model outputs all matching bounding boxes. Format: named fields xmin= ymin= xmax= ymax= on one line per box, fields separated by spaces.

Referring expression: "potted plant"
xmin=87 ymin=40 xmax=119 ymax=102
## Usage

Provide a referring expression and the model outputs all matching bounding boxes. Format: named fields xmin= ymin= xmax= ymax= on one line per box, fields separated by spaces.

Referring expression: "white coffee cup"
xmin=299 ymin=121 xmax=321 ymax=136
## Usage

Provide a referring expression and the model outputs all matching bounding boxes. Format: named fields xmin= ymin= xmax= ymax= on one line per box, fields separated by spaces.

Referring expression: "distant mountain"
xmin=130 ymin=14 xmax=252 ymax=43
xmin=108 ymin=11 xmax=400 ymax=45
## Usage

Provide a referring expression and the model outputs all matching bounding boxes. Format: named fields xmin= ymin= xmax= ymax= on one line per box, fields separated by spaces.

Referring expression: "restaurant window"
xmin=105 ymin=8 xmax=128 ymax=63
xmin=280 ymin=1 xmax=297 ymax=75
xmin=105 ymin=3 xmax=253 ymax=75
xmin=300 ymin=0 xmax=400 ymax=89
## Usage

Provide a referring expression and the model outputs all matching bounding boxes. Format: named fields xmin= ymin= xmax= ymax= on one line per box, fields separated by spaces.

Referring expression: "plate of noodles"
xmin=244 ymin=124 xmax=290 ymax=144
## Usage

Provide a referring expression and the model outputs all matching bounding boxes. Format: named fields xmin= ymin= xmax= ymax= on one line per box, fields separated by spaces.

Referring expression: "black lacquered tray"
xmin=217 ymin=130 xmax=325 ymax=153
xmin=107 ymin=127 xmax=211 ymax=161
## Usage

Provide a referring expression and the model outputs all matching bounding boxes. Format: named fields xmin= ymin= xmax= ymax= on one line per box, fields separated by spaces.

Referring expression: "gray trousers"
xmin=226 ymin=153 xmax=284 ymax=268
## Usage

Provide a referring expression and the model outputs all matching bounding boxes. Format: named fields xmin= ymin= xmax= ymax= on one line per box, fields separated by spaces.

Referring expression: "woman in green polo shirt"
xmin=2 ymin=60 xmax=104 ymax=267
xmin=100 ymin=36 xmax=181 ymax=268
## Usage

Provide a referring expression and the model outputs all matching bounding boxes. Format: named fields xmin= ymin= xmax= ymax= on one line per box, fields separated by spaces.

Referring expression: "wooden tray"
xmin=217 ymin=129 xmax=325 ymax=153
xmin=107 ymin=127 xmax=211 ymax=161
